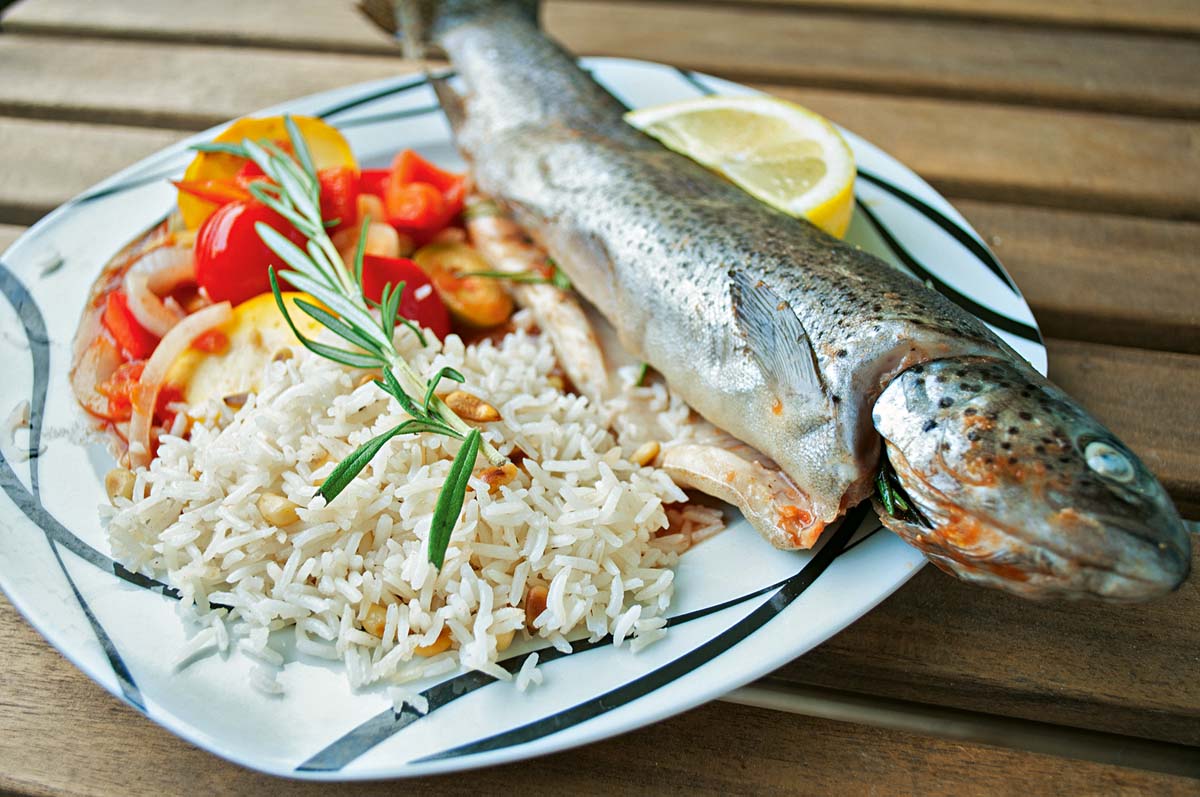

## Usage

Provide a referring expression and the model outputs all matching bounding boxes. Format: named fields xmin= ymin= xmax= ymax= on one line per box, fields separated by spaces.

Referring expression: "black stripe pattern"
xmin=0 ymin=263 xmax=147 ymax=709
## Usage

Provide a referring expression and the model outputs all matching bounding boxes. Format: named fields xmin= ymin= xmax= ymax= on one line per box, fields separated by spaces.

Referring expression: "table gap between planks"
xmin=0 ymin=0 xmax=1197 ymax=793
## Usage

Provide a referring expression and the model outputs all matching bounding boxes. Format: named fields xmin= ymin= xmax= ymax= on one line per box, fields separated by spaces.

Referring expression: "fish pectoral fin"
xmin=729 ymin=269 xmax=824 ymax=400
xmin=660 ymin=443 xmax=824 ymax=550
xmin=430 ymin=73 xmax=468 ymax=132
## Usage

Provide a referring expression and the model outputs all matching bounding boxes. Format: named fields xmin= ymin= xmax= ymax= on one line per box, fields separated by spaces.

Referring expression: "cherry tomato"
xmin=102 ymin=291 xmax=159 ymax=360
xmin=318 ymin=166 xmax=359 ymax=235
xmin=361 ymin=254 xmax=451 ymax=339
xmin=195 ymin=201 xmax=308 ymax=306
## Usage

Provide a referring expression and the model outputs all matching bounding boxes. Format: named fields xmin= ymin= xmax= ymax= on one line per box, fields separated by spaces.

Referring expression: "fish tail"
xmin=360 ymin=0 xmax=539 ymax=58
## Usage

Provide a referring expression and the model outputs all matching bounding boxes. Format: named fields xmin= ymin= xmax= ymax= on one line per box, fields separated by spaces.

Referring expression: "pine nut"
xmin=257 ymin=492 xmax=299 ymax=527
xmin=415 ymin=627 xmax=452 ymax=657
xmin=223 ymin=392 xmax=249 ymax=409
xmin=495 ymin=629 xmax=515 ymax=652
xmin=362 ymin=603 xmax=388 ymax=637
xmin=475 ymin=462 xmax=519 ymax=493
xmin=632 ymin=440 xmax=661 ymax=467
xmin=105 ymin=468 xmax=135 ymax=504
xmin=525 ymin=585 xmax=549 ymax=629
xmin=443 ymin=390 xmax=501 ymax=423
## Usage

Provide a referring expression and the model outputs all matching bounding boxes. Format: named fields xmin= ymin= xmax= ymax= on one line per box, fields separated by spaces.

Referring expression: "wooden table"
xmin=1 ymin=1 xmax=1197 ymax=793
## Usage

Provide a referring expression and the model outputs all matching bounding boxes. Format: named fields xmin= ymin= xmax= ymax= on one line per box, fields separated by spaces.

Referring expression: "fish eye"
xmin=1084 ymin=441 xmax=1135 ymax=483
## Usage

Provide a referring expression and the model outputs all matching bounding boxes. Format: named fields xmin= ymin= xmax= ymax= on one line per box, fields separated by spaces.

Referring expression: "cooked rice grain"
xmin=108 ymin=315 xmax=704 ymax=692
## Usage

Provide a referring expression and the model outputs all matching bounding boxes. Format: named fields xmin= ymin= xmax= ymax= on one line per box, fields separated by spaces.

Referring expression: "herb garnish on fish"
xmin=193 ymin=116 xmax=508 ymax=568
xmin=461 ymin=268 xmax=572 ymax=290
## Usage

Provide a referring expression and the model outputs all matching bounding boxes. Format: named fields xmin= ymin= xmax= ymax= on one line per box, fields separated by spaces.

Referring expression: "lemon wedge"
xmin=625 ymin=95 xmax=856 ymax=238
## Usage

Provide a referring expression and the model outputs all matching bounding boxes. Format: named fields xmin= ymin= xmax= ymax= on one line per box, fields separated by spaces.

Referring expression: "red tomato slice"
xmin=194 ymin=200 xmax=308 ymax=306
xmin=361 ymin=254 xmax=451 ymax=339
xmin=318 ymin=166 xmax=360 ymax=235
xmin=96 ymin=360 xmax=145 ymax=421
xmin=172 ymin=179 xmax=252 ymax=208
xmin=391 ymin=151 xmax=466 ymax=207
xmin=102 ymin=291 xmax=160 ymax=360
xmin=358 ymin=168 xmax=390 ymax=198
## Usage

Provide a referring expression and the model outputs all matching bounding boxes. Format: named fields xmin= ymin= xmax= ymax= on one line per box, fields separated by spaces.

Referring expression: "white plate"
xmin=0 ymin=59 xmax=1045 ymax=779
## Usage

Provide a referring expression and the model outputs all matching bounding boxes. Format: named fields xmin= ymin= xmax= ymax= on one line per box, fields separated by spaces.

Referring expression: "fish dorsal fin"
xmin=730 ymin=270 xmax=824 ymax=398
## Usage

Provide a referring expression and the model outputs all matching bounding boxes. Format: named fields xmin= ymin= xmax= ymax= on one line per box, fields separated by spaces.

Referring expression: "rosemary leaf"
xmin=190 ymin=141 xmax=252 ymax=157
xmin=634 ymin=362 xmax=649 ymax=387
xmin=876 ymin=471 xmax=895 ymax=516
xmin=422 ymin=366 xmax=466 ymax=413
xmin=380 ymin=368 xmax=423 ymax=419
xmin=284 ymin=114 xmax=318 ymax=181
xmin=269 ymin=269 xmax=384 ymax=369
xmin=247 ymin=182 xmax=315 ymax=234
xmin=319 ymin=424 xmax=407 ymax=502
xmin=353 ymin=216 xmax=370 ymax=290
xmin=294 ymin=298 xmax=385 ymax=356
xmin=428 ymin=428 xmax=481 ymax=568
xmin=280 ymin=270 xmax=391 ymax=349
xmin=255 ymin=222 xmax=331 ymax=285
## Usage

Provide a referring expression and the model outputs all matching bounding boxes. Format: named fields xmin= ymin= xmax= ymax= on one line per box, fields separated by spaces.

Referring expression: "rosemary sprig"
xmin=875 ymin=458 xmax=930 ymax=528
xmin=456 ymin=267 xmax=572 ymax=291
xmin=634 ymin=362 xmax=649 ymax=387
xmin=196 ymin=117 xmax=507 ymax=567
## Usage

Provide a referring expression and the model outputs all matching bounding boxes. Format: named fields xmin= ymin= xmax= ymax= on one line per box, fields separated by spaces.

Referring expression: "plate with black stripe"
xmin=0 ymin=58 xmax=1045 ymax=778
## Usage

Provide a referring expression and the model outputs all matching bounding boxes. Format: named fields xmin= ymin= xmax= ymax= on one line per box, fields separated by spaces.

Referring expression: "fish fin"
xmin=429 ymin=73 xmax=468 ymax=133
xmin=730 ymin=270 xmax=824 ymax=397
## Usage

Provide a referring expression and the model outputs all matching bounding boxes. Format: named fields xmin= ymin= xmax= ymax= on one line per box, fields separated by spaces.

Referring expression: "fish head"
xmin=871 ymin=356 xmax=1190 ymax=601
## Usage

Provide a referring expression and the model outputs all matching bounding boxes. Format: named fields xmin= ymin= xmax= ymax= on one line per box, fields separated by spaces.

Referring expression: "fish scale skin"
xmin=438 ymin=9 xmax=1011 ymax=529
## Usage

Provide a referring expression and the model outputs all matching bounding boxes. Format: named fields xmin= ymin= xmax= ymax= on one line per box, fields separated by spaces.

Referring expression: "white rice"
xmin=107 ymin=312 xmax=713 ymax=692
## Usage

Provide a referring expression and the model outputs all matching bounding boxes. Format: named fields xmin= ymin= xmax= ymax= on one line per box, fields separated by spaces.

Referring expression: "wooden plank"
xmin=5 ymin=0 xmax=1200 ymax=118
xmin=0 ymin=0 xmax=399 ymax=53
xmin=542 ymin=1 xmax=1200 ymax=118
xmin=956 ymin=202 xmax=1200 ymax=355
xmin=10 ymin=0 xmax=1199 ymax=43
xmin=0 ymin=118 xmax=184 ymax=225
xmin=1 ymin=599 xmax=1196 ymax=796
xmin=1048 ymin=340 xmax=1200 ymax=516
xmin=0 ymin=35 xmax=411 ymax=131
xmin=0 ymin=36 xmax=1196 ymax=221
xmin=0 ymin=223 xmax=23 ymax=254
xmin=765 ymin=86 xmax=1200 ymax=221
xmin=633 ymin=0 xmax=1200 ymax=38
xmin=775 ymin=537 xmax=1200 ymax=747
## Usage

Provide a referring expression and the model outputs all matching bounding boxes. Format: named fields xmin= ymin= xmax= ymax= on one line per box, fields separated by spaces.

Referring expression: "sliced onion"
xmin=122 ymin=245 xmax=195 ymax=337
xmin=70 ymin=334 xmax=124 ymax=418
xmin=128 ymin=301 xmax=231 ymax=468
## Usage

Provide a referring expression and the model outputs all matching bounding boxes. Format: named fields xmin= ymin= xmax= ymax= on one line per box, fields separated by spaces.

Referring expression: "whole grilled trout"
xmin=398 ymin=0 xmax=1190 ymax=600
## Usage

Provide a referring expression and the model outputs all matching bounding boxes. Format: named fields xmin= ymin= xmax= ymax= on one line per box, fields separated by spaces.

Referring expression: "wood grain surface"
xmin=11 ymin=0 xmax=1200 ymax=41
xmin=543 ymin=1 xmax=1200 ymax=117
xmin=1 ymin=599 xmax=1196 ymax=797
xmin=0 ymin=0 xmax=1198 ymax=790
xmin=775 ymin=537 xmax=1200 ymax=746
xmin=6 ymin=0 xmax=1200 ymax=117
xmin=647 ymin=0 xmax=1200 ymax=37
xmin=3 ymin=34 xmax=1197 ymax=221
